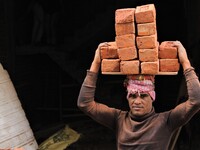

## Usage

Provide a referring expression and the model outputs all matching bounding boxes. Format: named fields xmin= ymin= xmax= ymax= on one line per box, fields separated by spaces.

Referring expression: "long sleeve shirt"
xmin=77 ymin=67 xmax=200 ymax=150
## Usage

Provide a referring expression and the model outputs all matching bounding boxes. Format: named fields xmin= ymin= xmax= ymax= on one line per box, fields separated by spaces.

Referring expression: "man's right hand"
xmin=93 ymin=42 xmax=109 ymax=64
xmin=90 ymin=42 xmax=109 ymax=73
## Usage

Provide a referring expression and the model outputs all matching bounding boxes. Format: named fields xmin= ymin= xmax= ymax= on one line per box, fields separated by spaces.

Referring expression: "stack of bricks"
xmin=135 ymin=4 xmax=159 ymax=74
xmin=101 ymin=41 xmax=120 ymax=72
xmin=101 ymin=4 xmax=180 ymax=75
xmin=101 ymin=8 xmax=139 ymax=74
xmin=159 ymin=41 xmax=180 ymax=72
xmin=115 ymin=8 xmax=139 ymax=74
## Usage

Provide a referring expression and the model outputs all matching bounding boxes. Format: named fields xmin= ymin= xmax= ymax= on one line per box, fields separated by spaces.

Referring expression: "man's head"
xmin=124 ymin=75 xmax=155 ymax=117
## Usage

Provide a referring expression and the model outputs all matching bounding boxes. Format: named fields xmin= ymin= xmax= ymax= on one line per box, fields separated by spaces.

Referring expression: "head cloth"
xmin=125 ymin=75 xmax=156 ymax=101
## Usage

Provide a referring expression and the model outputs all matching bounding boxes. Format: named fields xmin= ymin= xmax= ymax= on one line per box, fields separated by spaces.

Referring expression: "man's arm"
xmin=175 ymin=41 xmax=191 ymax=71
xmin=89 ymin=42 xmax=103 ymax=73
xmin=77 ymin=42 xmax=121 ymax=130
xmin=168 ymin=41 xmax=200 ymax=130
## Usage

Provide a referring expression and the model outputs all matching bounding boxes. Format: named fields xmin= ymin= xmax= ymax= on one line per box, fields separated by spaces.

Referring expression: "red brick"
xmin=136 ymin=34 xmax=157 ymax=49
xmin=141 ymin=61 xmax=159 ymax=74
xmin=139 ymin=48 xmax=158 ymax=62
xmin=100 ymin=42 xmax=118 ymax=59
xmin=159 ymin=41 xmax=178 ymax=59
xmin=115 ymin=8 xmax=135 ymax=23
xmin=116 ymin=34 xmax=135 ymax=48
xmin=118 ymin=47 xmax=137 ymax=60
xmin=137 ymin=22 xmax=156 ymax=36
xmin=135 ymin=4 xmax=156 ymax=23
xmin=115 ymin=22 xmax=135 ymax=36
xmin=120 ymin=60 xmax=139 ymax=74
xmin=159 ymin=59 xmax=180 ymax=72
xmin=101 ymin=59 xmax=120 ymax=72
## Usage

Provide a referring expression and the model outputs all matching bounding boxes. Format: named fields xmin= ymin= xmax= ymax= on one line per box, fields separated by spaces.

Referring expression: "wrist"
xmin=90 ymin=61 xmax=101 ymax=73
xmin=182 ymin=60 xmax=191 ymax=70
xmin=93 ymin=59 xmax=101 ymax=65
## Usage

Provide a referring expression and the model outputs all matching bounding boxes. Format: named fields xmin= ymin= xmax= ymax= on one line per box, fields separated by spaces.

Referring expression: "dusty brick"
xmin=100 ymin=42 xmax=118 ymax=59
xmin=141 ymin=61 xmax=159 ymax=74
xmin=139 ymin=48 xmax=158 ymax=62
xmin=115 ymin=8 xmax=135 ymax=23
xmin=118 ymin=47 xmax=137 ymax=60
xmin=116 ymin=34 xmax=135 ymax=48
xmin=115 ymin=22 xmax=135 ymax=36
xmin=120 ymin=60 xmax=139 ymax=74
xmin=159 ymin=41 xmax=178 ymax=59
xmin=135 ymin=4 xmax=156 ymax=23
xmin=101 ymin=59 xmax=120 ymax=72
xmin=159 ymin=59 xmax=180 ymax=72
xmin=137 ymin=22 xmax=156 ymax=36
xmin=136 ymin=34 xmax=157 ymax=49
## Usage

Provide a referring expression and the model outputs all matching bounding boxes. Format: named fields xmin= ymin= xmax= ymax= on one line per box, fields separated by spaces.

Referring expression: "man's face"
xmin=127 ymin=92 xmax=153 ymax=117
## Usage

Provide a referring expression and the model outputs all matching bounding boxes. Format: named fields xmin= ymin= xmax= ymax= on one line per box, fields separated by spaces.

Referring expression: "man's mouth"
xmin=132 ymin=106 xmax=143 ymax=110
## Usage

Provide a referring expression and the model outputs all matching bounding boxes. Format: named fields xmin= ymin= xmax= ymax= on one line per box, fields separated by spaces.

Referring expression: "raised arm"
xmin=168 ymin=41 xmax=200 ymax=130
xmin=77 ymin=42 xmax=120 ymax=130
xmin=89 ymin=42 xmax=104 ymax=73
xmin=175 ymin=41 xmax=191 ymax=71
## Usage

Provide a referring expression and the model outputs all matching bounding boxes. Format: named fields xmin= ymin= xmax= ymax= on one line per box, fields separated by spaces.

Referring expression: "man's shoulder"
xmin=156 ymin=110 xmax=172 ymax=120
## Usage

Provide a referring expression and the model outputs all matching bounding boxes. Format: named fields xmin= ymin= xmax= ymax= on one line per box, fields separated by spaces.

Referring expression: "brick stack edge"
xmin=159 ymin=41 xmax=180 ymax=72
xmin=135 ymin=4 xmax=158 ymax=74
xmin=101 ymin=4 xmax=180 ymax=75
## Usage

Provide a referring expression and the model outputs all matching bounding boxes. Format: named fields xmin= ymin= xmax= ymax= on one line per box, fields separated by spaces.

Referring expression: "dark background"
xmin=1 ymin=0 xmax=200 ymax=149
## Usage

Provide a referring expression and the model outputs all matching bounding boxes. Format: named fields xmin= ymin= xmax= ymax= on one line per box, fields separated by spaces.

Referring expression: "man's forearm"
xmin=77 ymin=71 xmax=98 ymax=109
xmin=182 ymin=60 xmax=191 ymax=71
xmin=90 ymin=61 xmax=100 ymax=73
xmin=184 ymin=67 xmax=200 ymax=102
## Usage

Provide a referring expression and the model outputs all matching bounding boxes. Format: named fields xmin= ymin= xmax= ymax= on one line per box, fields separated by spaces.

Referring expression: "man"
xmin=77 ymin=41 xmax=200 ymax=149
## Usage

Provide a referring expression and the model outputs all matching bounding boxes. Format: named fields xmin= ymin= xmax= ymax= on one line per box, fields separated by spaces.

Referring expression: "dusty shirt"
xmin=77 ymin=68 xmax=200 ymax=150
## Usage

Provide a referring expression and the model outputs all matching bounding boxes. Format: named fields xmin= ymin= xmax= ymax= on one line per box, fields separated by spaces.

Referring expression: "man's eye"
xmin=129 ymin=94 xmax=137 ymax=98
xmin=140 ymin=93 xmax=149 ymax=98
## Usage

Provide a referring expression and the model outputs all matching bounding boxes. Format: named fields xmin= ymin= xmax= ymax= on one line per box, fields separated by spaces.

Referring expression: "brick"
xmin=139 ymin=48 xmax=158 ymax=62
xmin=115 ymin=8 xmax=135 ymax=23
xmin=101 ymin=59 xmax=120 ymax=72
xmin=118 ymin=47 xmax=137 ymax=60
xmin=159 ymin=41 xmax=178 ymax=59
xmin=159 ymin=59 xmax=180 ymax=72
xmin=135 ymin=4 xmax=156 ymax=23
xmin=141 ymin=61 xmax=159 ymax=74
xmin=136 ymin=34 xmax=157 ymax=49
xmin=115 ymin=22 xmax=135 ymax=36
xmin=120 ymin=60 xmax=140 ymax=74
xmin=116 ymin=34 xmax=135 ymax=48
xmin=100 ymin=42 xmax=118 ymax=59
xmin=137 ymin=22 xmax=156 ymax=36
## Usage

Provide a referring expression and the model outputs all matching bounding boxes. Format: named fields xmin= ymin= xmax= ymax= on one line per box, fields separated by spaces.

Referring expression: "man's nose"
xmin=134 ymin=97 xmax=142 ymax=104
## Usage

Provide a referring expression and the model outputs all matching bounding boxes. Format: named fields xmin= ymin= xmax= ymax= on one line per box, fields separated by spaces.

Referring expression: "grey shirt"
xmin=77 ymin=67 xmax=200 ymax=150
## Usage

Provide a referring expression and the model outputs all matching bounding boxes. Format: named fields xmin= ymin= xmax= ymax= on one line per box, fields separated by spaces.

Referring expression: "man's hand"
xmin=172 ymin=41 xmax=191 ymax=70
xmin=93 ymin=42 xmax=109 ymax=64
xmin=90 ymin=42 xmax=109 ymax=73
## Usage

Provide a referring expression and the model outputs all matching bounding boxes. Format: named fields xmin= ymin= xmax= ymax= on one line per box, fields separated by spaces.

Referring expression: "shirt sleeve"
xmin=168 ymin=67 xmax=200 ymax=131
xmin=77 ymin=70 xmax=121 ymax=130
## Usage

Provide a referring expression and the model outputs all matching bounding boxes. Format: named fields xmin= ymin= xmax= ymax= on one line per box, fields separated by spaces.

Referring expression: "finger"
xmin=102 ymin=42 xmax=110 ymax=46
xmin=105 ymin=42 xmax=110 ymax=46
xmin=98 ymin=42 xmax=109 ymax=49
xmin=171 ymin=41 xmax=182 ymax=47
